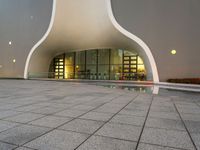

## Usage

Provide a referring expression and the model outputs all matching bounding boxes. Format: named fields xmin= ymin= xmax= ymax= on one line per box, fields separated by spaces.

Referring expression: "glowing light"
xmin=9 ymin=41 xmax=12 ymax=45
xmin=12 ymin=59 xmax=16 ymax=63
xmin=171 ymin=50 xmax=177 ymax=55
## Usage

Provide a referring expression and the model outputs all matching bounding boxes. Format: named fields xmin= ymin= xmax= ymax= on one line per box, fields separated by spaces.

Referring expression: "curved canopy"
xmin=24 ymin=0 xmax=159 ymax=82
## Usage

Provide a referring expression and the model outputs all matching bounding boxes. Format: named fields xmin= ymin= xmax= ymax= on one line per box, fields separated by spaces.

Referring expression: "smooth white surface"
xmin=24 ymin=0 xmax=159 ymax=82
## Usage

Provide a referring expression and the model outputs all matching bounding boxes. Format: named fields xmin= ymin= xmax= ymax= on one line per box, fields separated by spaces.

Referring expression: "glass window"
xmin=98 ymin=49 xmax=109 ymax=64
xmin=65 ymin=53 xmax=74 ymax=65
xmin=98 ymin=65 xmax=109 ymax=80
xmin=75 ymin=65 xmax=86 ymax=79
xmin=76 ymin=51 xmax=85 ymax=65
xmin=65 ymin=65 xmax=74 ymax=79
xmin=110 ymin=65 xmax=122 ymax=80
xmin=138 ymin=56 xmax=144 ymax=65
xmin=87 ymin=50 xmax=97 ymax=64
xmin=124 ymin=50 xmax=136 ymax=56
xmin=110 ymin=49 xmax=123 ymax=65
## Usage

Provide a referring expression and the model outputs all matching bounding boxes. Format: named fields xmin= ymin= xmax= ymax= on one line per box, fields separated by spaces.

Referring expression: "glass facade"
xmin=50 ymin=49 xmax=146 ymax=80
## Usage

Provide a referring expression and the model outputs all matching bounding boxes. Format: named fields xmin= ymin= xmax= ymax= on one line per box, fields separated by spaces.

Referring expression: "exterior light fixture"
xmin=171 ymin=50 xmax=177 ymax=55
xmin=9 ymin=41 xmax=12 ymax=45
xmin=13 ymin=59 xmax=16 ymax=63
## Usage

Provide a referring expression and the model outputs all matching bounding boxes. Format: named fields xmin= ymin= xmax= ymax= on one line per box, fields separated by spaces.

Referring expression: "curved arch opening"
xmin=24 ymin=0 xmax=159 ymax=83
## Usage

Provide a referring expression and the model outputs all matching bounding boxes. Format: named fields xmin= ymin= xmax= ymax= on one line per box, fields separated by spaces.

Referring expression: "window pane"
xmin=110 ymin=49 xmax=123 ymax=65
xmin=65 ymin=53 xmax=74 ymax=65
xmin=76 ymin=51 xmax=85 ymax=65
xmin=75 ymin=65 xmax=86 ymax=79
xmin=65 ymin=65 xmax=74 ymax=79
xmin=98 ymin=65 xmax=109 ymax=80
xmin=110 ymin=65 xmax=122 ymax=80
xmin=87 ymin=50 xmax=97 ymax=64
xmin=98 ymin=49 xmax=109 ymax=64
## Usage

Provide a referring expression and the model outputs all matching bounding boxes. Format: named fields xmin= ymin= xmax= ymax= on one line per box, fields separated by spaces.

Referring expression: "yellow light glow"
xmin=138 ymin=57 xmax=144 ymax=64
xmin=12 ymin=59 xmax=16 ymax=63
xmin=171 ymin=50 xmax=177 ymax=55
xmin=76 ymin=65 xmax=79 ymax=69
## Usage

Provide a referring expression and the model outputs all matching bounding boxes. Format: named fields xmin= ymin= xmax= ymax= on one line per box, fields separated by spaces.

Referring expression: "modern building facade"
xmin=0 ymin=0 xmax=200 ymax=82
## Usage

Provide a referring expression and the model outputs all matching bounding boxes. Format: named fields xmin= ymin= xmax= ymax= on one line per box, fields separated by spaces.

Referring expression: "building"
xmin=0 ymin=0 xmax=200 ymax=82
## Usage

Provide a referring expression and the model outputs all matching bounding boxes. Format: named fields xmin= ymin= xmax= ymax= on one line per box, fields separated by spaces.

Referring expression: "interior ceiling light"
xmin=13 ymin=59 xmax=16 ymax=63
xmin=9 ymin=41 xmax=12 ymax=45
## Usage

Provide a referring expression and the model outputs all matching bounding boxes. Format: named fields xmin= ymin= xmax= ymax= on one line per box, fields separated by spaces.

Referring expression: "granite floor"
xmin=0 ymin=79 xmax=199 ymax=150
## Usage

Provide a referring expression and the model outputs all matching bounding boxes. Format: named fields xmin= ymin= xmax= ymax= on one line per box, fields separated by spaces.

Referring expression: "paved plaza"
xmin=0 ymin=80 xmax=200 ymax=150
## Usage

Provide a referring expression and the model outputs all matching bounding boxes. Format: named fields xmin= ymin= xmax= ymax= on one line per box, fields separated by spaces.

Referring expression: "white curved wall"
xmin=24 ymin=0 xmax=159 ymax=82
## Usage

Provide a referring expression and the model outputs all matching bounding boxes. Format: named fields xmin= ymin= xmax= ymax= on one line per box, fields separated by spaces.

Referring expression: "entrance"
xmin=123 ymin=54 xmax=138 ymax=80
xmin=50 ymin=49 xmax=146 ymax=81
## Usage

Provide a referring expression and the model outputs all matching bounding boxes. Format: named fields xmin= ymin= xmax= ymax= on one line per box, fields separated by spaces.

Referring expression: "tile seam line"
xmin=135 ymin=95 xmax=154 ymax=150
xmin=4 ymin=93 xmax=119 ymax=126
xmin=172 ymin=98 xmax=198 ymax=150
xmin=74 ymin=94 xmax=140 ymax=150
xmin=14 ymin=93 xmax=124 ymax=148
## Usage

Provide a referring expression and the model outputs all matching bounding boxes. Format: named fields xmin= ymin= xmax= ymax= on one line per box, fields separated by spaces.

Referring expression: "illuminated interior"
xmin=49 ymin=49 xmax=146 ymax=81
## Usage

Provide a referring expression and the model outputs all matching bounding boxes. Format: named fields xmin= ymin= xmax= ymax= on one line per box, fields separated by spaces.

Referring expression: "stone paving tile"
xmin=1 ymin=80 xmax=200 ymax=150
xmin=79 ymin=111 xmax=113 ymax=121
xmin=55 ymin=109 xmax=86 ymax=117
xmin=185 ymin=120 xmax=200 ymax=133
xmin=140 ymin=127 xmax=195 ymax=150
xmin=25 ymin=129 xmax=89 ymax=150
xmin=94 ymin=103 xmax=125 ymax=114
xmin=4 ymin=112 xmax=44 ymax=123
xmin=59 ymin=118 xmax=104 ymax=134
xmin=150 ymin=106 xmax=176 ymax=113
xmin=77 ymin=135 xmax=137 ymax=150
xmin=0 ymin=110 xmax=21 ymax=119
xmin=29 ymin=106 xmax=64 ymax=115
xmin=14 ymin=105 xmax=44 ymax=112
xmin=110 ymin=97 xmax=133 ymax=104
xmin=125 ymin=104 xmax=149 ymax=111
xmin=0 ymin=103 xmax=23 ymax=110
xmin=149 ymin=111 xmax=181 ymax=120
xmin=47 ymin=103 xmax=75 ymax=109
xmin=0 ymin=120 xmax=20 ymax=132
xmin=151 ymin=102 xmax=174 ymax=107
xmin=15 ymin=147 xmax=35 ymax=150
xmin=72 ymin=105 xmax=96 ymax=111
xmin=175 ymin=102 xmax=198 ymax=107
xmin=0 ymin=141 xmax=17 ymax=150
xmin=110 ymin=114 xmax=145 ymax=126
xmin=191 ymin=133 xmax=200 ymax=150
xmin=29 ymin=115 xmax=73 ymax=128
xmin=176 ymin=107 xmax=200 ymax=114
xmin=180 ymin=113 xmax=200 ymax=122
xmin=137 ymin=143 xmax=181 ymax=150
xmin=145 ymin=118 xmax=185 ymax=131
xmin=0 ymin=124 xmax=50 ymax=146
xmin=119 ymin=108 xmax=148 ymax=117
xmin=95 ymin=123 xmax=142 ymax=141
